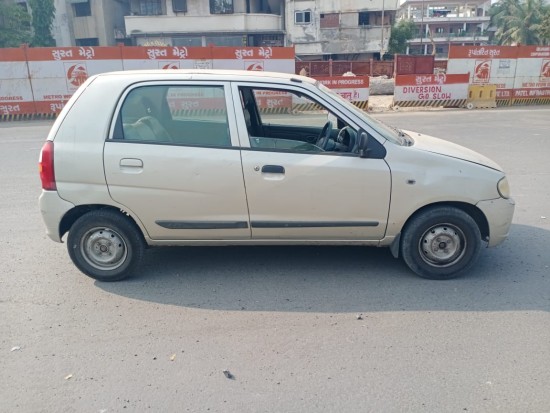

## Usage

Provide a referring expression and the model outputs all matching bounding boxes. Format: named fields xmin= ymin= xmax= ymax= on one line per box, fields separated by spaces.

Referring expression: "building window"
xmin=358 ymin=11 xmax=370 ymax=25
xmin=210 ymin=0 xmax=233 ymax=14
xmin=140 ymin=0 xmax=162 ymax=16
xmin=295 ymin=11 xmax=311 ymax=24
xmin=172 ymin=0 xmax=187 ymax=13
xmin=76 ymin=38 xmax=99 ymax=46
xmin=73 ymin=0 xmax=91 ymax=17
xmin=435 ymin=27 xmax=444 ymax=34
xmin=320 ymin=13 xmax=339 ymax=28
xmin=173 ymin=37 xmax=202 ymax=47
xmin=205 ymin=35 xmax=244 ymax=47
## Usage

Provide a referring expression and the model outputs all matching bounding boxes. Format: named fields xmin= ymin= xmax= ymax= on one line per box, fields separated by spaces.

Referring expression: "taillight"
xmin=39 ymin=141 xmax=56 ymax=190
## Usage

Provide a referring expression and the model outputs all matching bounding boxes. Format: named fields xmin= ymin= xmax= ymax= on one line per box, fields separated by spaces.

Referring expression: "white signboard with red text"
xmin=447 ymin=45 xmax=550 ymax=103
xmin=315 ymin=76 xmax=370 ymax=103
xmin=394 ymin=74 xmax=469 ymax=107
xmin=25 ymin=46 xmax=123 ymax=114
xmin=0 ymin=48 xmax=35 ymax=116
xmin=121 ymin=46 xmax=210 ymax=70
xmin=0 ymin=46 xmax=295 ymax=117
xmin=120 ymin=46 xmax=294 ymax=73
xmin=211 ymin=47 xmax=295 ymax=72
xmin=513 ymin=46 xmax=550 ymax=101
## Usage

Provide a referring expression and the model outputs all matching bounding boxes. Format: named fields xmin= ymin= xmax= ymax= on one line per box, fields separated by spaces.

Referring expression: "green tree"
xmin=388 ymin=19 xmax=416 ymax=55
xmin=28 ymin=0 xmax=55 ymax=46
xmin=536 ymin=8 xmax=550 ymax=44
xmin=0 ymin=2 xmax=32 ymax=47
xmin=490 ymin=0 xmax=548 ymax=45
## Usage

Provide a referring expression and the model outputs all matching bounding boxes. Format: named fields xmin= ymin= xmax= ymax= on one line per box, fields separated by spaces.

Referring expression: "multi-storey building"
xmin=124 ymin=0 xmax=398 ymax=60
xmin=287 ymin=0 xmax=399 ymax=60
xmin=54 ymin=0 xmax=130 ymax=46
xmin=125 ymin=0 xmax=284 ymax=47
xmin=5 ymin=0 xmax=130 ymax=47
xmin=6 ymin=0 xmax=399 ymax=60
xmin=398 ymin=0 xmax=491 ymax=57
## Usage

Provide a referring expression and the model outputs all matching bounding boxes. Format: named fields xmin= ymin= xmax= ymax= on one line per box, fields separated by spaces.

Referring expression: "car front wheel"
xmin=67 ymin=210 xmax=145 ymax=282
xmin=401 ymin=206 xmax=482 ymax=280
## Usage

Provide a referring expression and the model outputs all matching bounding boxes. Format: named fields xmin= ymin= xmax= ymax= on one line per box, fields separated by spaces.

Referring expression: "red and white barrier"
xmin=0 ymin=48 xmax=35 ymax=117
xmin=0 ymin=46 xmax=296 ymax=119
xmin=315 ymin=76 xmax=370 ymax=110
xmin=513 ymin=46 xmax=550 ymax=104
xmin=393 ymin=74 xmax=469 ymax=108
xmin=447 ymin=45 xmax=550 ymax=106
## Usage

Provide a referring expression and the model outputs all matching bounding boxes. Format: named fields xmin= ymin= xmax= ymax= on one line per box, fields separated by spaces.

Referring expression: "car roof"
xmin=95 ymin=69 xmax=317 ymax=86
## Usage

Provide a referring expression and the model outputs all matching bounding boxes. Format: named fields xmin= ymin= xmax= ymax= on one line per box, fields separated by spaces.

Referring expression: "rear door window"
xmin=116 ymin=84 xmax=231 ymax=148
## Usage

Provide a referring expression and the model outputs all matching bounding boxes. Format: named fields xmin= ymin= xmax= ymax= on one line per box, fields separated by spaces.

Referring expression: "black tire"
xmin=401 ymin=206 xmax=481 ymax=280
xmin=67 ymin=210 xmax=145 ymax=282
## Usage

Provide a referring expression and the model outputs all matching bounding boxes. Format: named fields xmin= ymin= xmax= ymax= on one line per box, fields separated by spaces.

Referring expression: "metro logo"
xmin=246 ymin=62 xmax=264 ymax=71
xmin=66 ymin=64 xmax=88 ymax=87
xmin=474 ymin=60 xmax=491 ymax=83
xmin=162 ymin=62 xmax=180 ymax=70
xmin=541 ymin=60 xmax=550 ymax=79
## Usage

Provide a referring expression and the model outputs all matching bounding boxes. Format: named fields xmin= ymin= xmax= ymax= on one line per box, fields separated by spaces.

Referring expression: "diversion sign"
xmin=393 ymin=74 xmax=469 ymax=108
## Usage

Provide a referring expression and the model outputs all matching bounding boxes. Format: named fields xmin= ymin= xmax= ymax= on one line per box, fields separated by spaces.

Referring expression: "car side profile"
xmin=39 ymin=70 xmax=515 ymax=281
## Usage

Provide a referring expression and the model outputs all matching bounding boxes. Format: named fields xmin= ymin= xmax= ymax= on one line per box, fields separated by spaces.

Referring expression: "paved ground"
xmin=1 ymin=107 xmax=549 ymax=412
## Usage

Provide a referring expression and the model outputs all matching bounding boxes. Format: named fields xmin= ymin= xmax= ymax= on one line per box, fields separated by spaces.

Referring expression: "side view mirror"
xmin=358 ymin=131 xmax=369 ymax=158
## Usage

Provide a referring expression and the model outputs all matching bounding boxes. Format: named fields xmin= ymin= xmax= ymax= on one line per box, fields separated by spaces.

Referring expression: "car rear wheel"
xmin=401 ymin=206 xmax=481 ymax=280
xmin=67 ymin=210 xmax=145 ymax=282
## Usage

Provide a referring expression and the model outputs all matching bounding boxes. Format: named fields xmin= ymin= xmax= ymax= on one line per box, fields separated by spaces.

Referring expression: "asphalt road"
xmin=1 ymin=107 xmax=549 ymax=412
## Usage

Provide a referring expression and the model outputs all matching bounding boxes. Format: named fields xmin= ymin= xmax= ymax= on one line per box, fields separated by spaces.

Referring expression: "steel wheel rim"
xmin=418 ymin=223 xmax=466 ymax=267
xmin=80 ymin=227 xmax=128 ymax=271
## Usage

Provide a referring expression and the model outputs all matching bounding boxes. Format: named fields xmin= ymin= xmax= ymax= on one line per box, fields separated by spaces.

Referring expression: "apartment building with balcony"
xmin=12 ymin=0 xmax=400 ymax=60
xmin=125 ymin=0 xmax=284 ymax=47
xmin=287 ymin=0 xmax=399 ymax=60
xmin=48 ymin=0 xmax=130 ymax=46
xmin=398 ymin=0 xmax=491 ymax=57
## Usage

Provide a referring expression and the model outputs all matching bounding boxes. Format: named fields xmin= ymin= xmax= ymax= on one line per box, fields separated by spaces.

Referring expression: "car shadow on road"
xmin=97 ymin=224 xmax=550 ymax=313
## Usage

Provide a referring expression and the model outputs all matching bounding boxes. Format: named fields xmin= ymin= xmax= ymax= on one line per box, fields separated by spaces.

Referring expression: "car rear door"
xmin=104 ymin=82 xmax=251 ymax=241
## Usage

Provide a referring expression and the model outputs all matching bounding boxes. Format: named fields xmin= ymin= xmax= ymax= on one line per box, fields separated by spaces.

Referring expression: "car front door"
xmin=233 ymin=83 xmax=391 ymax=240
xmin=104 ymin=82 xmax=250 ymax=240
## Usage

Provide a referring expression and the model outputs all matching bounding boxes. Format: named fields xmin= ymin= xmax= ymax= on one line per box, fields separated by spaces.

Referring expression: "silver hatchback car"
xmin=39 ymin=70 xmax=514 ymax=281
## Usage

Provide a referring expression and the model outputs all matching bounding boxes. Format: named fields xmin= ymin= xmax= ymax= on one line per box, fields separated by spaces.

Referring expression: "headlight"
xmin=497 ymin=177 xmax=510 ymax=199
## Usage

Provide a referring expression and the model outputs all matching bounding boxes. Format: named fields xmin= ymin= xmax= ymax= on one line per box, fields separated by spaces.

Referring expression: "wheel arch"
xmin=392 ymin=201 xmax=489 ymax=258
xmin=59 ymin=205 xmax=146 ymax=243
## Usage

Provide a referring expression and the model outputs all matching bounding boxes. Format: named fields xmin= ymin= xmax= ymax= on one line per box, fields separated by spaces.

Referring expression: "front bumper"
xmin=476 ymin=197 xmax=515 ymax=247
xmin=39 ymin=190 xmax=75 ymax=243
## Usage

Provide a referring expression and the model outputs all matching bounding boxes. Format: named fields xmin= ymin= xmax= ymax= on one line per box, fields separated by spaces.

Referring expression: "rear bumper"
xmin=39 ymin=190 xmax=75 ymax=243
xmin=476 ymin=197 xmax=515 ymax=247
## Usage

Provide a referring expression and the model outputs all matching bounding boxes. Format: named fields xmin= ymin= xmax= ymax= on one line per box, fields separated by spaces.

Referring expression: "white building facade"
xmin=287 ymin=0 xmax=399 ymax=60
xmin=8 ymin=0 xmax=400 ymax=60
xmin=398 ymin=0 xmax=491 ymax=57
xmin=125 ymin=0 xmax=284 ymax=47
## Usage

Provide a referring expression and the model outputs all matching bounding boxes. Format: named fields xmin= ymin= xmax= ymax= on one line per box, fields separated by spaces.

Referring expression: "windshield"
xmin=316 ymin=82 xmax=406 ymax=145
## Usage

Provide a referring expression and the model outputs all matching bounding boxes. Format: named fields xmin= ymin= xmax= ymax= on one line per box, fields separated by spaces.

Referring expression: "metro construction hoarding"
xmin=393 ymin=74 xmax=469 ymax=108
xmin=0 ymin=45 xmax=295 ymax=118
xmin=315 ymin=76 xmax=370 ymax=109
xmin=447 ymin=45 xmax=550 ymax=105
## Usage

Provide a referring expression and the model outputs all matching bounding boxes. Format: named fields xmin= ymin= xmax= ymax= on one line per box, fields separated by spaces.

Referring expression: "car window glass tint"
xmin=120 ymin=86 xmax=173 ymax=144
xmin=166 ymin=86 xmax=230 ymax=147
xmin=120 ymin=85 xmax=230 ymax=147
xmin=240 ymin=87 xmax=358 ymax=154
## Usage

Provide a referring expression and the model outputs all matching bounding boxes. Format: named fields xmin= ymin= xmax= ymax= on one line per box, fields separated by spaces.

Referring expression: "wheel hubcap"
xmin=81 ymin=227 xmax=127 ymax=271
xmin=419 ymin=224 xmax=466 ymax=267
